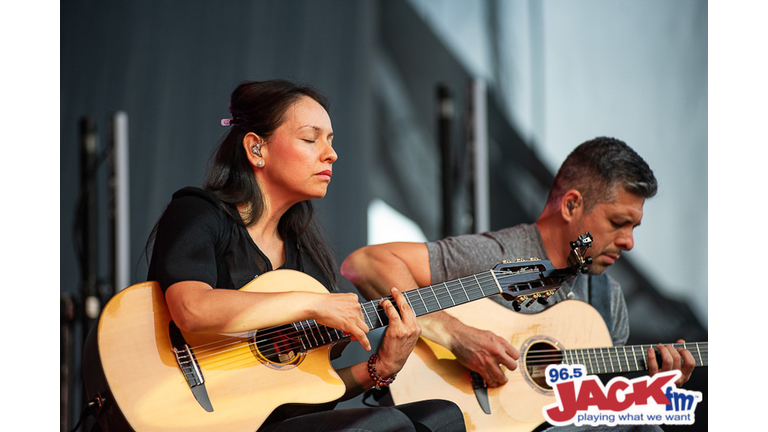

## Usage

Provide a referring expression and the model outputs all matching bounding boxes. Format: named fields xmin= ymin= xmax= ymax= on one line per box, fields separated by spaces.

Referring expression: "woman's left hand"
xmin=373 ymin=287 xmax=422 ymax=378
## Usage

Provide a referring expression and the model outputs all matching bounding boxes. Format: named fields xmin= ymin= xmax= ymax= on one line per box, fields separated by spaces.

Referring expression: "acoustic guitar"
xmin=388 ymin=298 xmax=708 ymax=432
xmin=82 ymin=234 xmax=595 ymax=431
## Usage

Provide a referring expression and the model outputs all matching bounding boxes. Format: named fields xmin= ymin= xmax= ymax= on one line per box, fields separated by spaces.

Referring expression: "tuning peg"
xmin=512 ymin=299 xmax=522 ymax=312
xmin=585 ymin=257 xmax=593 ymax=264
xmin=537 ymin=295 xmax=549 ymax=305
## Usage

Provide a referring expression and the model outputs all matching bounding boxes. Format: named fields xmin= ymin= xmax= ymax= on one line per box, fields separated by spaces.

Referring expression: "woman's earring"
xmin=257 ymin=160 xmax=264 ymax=168
xmin=251 ymin=143 xmax=262 ymax=157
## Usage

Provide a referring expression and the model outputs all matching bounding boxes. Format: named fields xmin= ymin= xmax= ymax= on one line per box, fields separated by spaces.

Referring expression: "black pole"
xmin=60 ymin=294 xmax=76 ymax=431
xmin=108 ymin=115 xmax=118 ymax=297
xmin=78 ymin=117 xmax=99 ymax=335
xmin=74 ymin=117 xmax=99 ymax=430
xmin=437 ymin=83 xmax=454 ymax=238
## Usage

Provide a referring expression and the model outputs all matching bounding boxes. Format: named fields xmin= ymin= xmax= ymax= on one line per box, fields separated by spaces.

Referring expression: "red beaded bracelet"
xmin=367 ymin=353 xmax=396 ymax=389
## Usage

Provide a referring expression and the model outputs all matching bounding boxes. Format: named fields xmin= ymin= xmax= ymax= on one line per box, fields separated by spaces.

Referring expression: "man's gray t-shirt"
xmin=425 ymin=223 xmax=629 ymax=346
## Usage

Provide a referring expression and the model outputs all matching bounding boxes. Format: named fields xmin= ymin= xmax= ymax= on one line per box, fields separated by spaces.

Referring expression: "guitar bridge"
xmin=169 ymin=322 xmax=214 ymax=412
xmin=173 ymin=344 xmax=205 ymax=388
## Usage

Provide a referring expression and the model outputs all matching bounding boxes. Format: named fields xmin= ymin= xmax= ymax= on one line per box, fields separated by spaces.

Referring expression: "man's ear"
xmin=561 ymin=189 xmax=583 ymax=221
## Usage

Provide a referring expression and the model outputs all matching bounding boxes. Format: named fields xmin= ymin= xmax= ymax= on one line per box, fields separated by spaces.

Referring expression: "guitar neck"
xmin=288 ymin=260 xmax=577 ymax=353
xmin=361 ymin=270 xmax=503 ymax=330
xmin=286 ymin=235 xmax=594 ymax=353
xmin=288 ymin=270 xmax=504 ymax=352
xmin=563 ymin=342 xmax=708 ymax=375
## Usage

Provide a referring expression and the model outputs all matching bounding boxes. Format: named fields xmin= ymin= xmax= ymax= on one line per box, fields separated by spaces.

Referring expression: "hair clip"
xmin=221 ymin=118 xmax=233 ymax=126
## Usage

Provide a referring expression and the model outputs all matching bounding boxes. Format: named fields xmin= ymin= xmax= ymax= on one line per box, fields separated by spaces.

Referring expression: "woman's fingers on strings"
xmin=339 ymin=309 xmax=371 ymax=351
xmin=380 ymin=295 xmax=399 ymax=321
xmin=390 ymin=287 xmax=416 ymax=321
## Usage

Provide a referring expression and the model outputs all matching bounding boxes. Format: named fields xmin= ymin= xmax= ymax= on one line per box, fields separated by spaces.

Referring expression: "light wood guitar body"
xmin=83 ymin=270 xmax=345 ymax=431
xmin=389 ymin=299 xmax=707 ymax=432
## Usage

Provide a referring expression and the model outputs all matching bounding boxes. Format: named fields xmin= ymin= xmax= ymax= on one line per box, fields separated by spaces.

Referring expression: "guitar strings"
xmin=187 ymin=337 xmax=710 ymax=375
xmin=522 ymin=343 xmax=708 ymax=372
xmin=187 ymin=275 xmax=495 ymax=363
xmin=186 ymin=272 xmax=511 ymax=364
xmin=184 ymin=266 xmax=556 ymax=367
xmin=171 ymin=272 xmax=710 ymax=375
xmin=523 ymin=343 xmax=710 ymax=362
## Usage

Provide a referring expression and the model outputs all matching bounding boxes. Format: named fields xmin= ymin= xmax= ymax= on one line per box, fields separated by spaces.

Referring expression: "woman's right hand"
xmin=311 ymin=291 xmax=372 ymax=351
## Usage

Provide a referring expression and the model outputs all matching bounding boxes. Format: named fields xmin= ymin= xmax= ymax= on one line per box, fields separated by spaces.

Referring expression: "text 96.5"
xmin=545 ymin=364 xmax=586 ymax=385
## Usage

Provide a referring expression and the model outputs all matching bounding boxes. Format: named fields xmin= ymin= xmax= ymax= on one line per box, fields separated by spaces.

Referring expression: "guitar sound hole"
xmin=525 ymin=341 xmax=563 ymax=390
xmin=250 ymin=324 xmax=304 ymax=366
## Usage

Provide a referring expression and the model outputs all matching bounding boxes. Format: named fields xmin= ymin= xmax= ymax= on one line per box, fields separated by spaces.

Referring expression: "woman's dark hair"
xmin=204 ymin=79 xmax=338 ymax=289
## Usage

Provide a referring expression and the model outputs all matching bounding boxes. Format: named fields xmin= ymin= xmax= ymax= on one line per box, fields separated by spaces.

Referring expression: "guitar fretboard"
xmin=562 ymin=342 xmax=708 ymax=374
xmin=285 ymin=260 xmax=575 ymax=353
xmin=290 ymin=270 xmax=503 ymax=351
xmin=360 ymin=271 xmax=503 ymax=330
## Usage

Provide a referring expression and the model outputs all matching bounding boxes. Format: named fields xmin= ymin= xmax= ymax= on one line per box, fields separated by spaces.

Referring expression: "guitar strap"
xmin=588 ymin=274 xmax=613 ymax=338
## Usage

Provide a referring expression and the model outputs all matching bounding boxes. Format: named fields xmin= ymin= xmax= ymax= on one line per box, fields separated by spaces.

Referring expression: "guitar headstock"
xmin=491 ymin=232 xmax=593 ymax=311
xmin=567 ymin=231 xmax=593 ymax=274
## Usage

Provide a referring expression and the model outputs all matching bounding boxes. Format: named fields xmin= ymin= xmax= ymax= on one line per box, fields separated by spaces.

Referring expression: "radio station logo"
xmin=542 ymin=364 xmax=702 ymax=427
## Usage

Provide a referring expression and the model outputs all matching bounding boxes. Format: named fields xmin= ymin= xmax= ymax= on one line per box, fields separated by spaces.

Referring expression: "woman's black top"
xmin=147 ymin=187 xmax=339 ymax=424
xmin=147 ymin=187 xmax=332 ymax=292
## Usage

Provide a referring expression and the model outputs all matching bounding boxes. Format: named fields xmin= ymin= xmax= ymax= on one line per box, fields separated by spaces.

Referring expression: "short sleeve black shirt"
xmin=147 ymin=187 xmax=331 ymax=292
